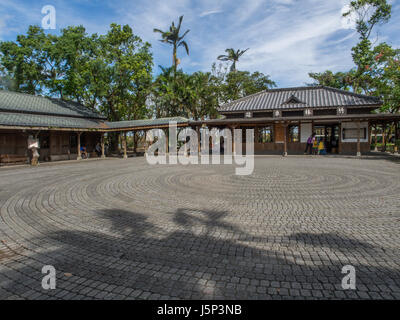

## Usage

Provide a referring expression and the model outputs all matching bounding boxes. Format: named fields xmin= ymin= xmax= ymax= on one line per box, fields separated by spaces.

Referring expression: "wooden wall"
xmin=0 ymin=130 xmax=27 ymax=156
xmin=0 ymin=129 xmax=102 ymax=162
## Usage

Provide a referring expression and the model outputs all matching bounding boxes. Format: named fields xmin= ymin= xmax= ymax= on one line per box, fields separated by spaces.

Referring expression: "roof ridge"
xmin=220 ymin=90 xmax=269 ymax=109
xmin=320 ymin=86 xmax=381 ymax=101
xmin=219 ymin=86 xmax=325 ymax=110
xmin=219 ymin=85 xmax=382 ymax=111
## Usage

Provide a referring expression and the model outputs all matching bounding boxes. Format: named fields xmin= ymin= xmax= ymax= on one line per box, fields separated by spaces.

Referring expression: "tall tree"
xmin=153 ymin=16 xmax=190 ymax=74
xmin=369 ymin=43 xmax=400 ymax=113
xmin=217 ymin=48 xmax=249 ymax=72
xmin=0 ymin=25 xmax=50 ymax=94
xmin=342 ymin=0 xmax=392 ymax=93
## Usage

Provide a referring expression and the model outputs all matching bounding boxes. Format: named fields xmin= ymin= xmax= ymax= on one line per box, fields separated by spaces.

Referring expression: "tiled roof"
xmin=219 ymin=86 xmax=382 ymax=112
xmin=0 ymin=111 xmax=105 ymax=129
xmin=0 ymin=90 xmax=105 ymax=119
xmin=106 ymin=117 xmax=189 ymax=129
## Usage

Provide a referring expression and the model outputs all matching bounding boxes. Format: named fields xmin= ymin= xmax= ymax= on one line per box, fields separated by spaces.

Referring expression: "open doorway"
xmin=314 ymin=124 xmax=340 ymax=154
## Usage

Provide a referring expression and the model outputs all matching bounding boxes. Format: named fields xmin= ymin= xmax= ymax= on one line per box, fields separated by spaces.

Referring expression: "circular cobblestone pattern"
xmin=0 ymin=156 xmax=399 ymax=300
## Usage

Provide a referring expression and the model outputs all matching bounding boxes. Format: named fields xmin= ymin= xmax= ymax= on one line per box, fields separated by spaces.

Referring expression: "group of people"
xmin=304 ymin=133 xmax=327 ymax=155
xmin=79 ymin=142 xmax=103 ymax=159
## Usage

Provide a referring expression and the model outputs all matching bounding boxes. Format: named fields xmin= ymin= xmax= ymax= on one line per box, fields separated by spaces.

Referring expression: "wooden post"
xmin=283 ymin=123 xmax=288 ymax=157
xmin=395 ymin=121 xmax=399 ymax=154
xmin=338 ymin=122 xmax=342 ymax=154
xmin=184 ymin=128 xmax=188 ymax=157
xmin=231 ymin=126 xmax=235 ymax=155
xmin=197 ymin=126 xmax=201 ymax=155
xmin=255 ymin=126 xmax=259 ymax=144
xmin=374 ymin=124 xmax=378 ymax=151
xmin=356 ymin=121 xmax=361 ymax=157
xmin=101 ymin=133 xmax=105 ymax=158
xmin=77 ymin=132 xmax=82 ymax=160
xmin=381 ymin=122 xmax=386 ymax=152
xmin=122 ymin=132 xmax=128 ymax=159
xmin=143 ymin=130 xmax=149 ymax=153
xmin=311 ymin=121 xmax=315 ymax=136
xmin=133 ymin=131 xmax=137 ymax=155
xmin=369 ymin=122 xmax=372 ymax=145
xmin=165 ymin=128 xmax=169 ymax=155
xmin=368 ymin=121 xmax=372 ymax=152
xmin=231 ymin=125 xmax=237 ymax=155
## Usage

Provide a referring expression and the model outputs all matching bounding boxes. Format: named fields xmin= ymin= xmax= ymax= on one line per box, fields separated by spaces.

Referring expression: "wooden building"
xmin=0 ymin=86 xmax=399 ymax=165
xmin=206 ymin=86 xmax=400 ymax=156
xmin=0 ymin=90 xmax=189 ymax=165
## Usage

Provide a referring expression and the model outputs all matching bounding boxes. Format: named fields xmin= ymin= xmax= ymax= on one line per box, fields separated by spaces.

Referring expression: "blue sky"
xmin=0 ymin=0 xmax=399 ymax=87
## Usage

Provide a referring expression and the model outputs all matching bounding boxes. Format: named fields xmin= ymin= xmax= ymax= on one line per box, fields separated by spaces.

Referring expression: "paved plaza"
xmin=0 ymin=155 xmax=399 ymax=300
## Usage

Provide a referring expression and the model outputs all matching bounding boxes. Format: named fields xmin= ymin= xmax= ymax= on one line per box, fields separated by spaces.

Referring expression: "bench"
xmin=0 ymin=154 xmax=28 ymax=166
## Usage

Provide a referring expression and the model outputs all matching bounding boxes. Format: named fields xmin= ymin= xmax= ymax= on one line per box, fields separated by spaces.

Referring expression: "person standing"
xmin=304 ymin=133 xmax=316 ymax=155
xmin=95 ymin=142 xmax=102 ymax=157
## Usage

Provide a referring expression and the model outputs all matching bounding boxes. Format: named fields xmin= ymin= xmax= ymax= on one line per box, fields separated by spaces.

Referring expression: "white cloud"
xmin=1 ymin=0 xmax=398 ymax=87
xmin=341 ymin=4 xmax=357 ymax=30
xmin=189 ymin=0 xmax=360 ymax=86
xmin=199 ymin=10 xmax=223 ymax=18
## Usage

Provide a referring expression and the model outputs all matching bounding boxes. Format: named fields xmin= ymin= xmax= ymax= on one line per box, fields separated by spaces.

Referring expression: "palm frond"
xmin=179 ymin=29 xmax=190 ymax=41
xmin=177 ymin=16 xmax=184 ymax=33
xmin=179 ymin=40 xmax=189 ymax=55
xmin=217 ymin=55 xmax=230 ymax=61
xmin=153 ymin=28 xmax=164 ymax=34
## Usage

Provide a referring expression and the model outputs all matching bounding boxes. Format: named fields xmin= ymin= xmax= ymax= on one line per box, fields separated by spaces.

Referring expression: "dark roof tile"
xmin=0 ymin=112 xmax=103 ymax=129
xmin=219 ymin=86 xmax=382 ymax=112
xmin=0 ymin=90 xmax=105 ymax=119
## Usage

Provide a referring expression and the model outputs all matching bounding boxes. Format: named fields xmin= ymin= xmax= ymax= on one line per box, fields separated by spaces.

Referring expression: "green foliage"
xmin=0 ymin=20 xmax=276 ymax=123
xmin=0 ymin=24 xmax=154 ymax=122
xmin=342 ymin=0 xmax=392 ymax=95
xmin=343 ymin=0 xmax=391 ymax=40
xmin=308 ymin=70 xmax=353 ymax=90
xmin=214 ymin=64 xmax=276 ymax=103
xmin=311 ymin=0 xmax=399 ymax=114
xmin=96 ymin=24 xmax=153 ymax=122
xmin=151 ymin=67 xmax=220 ymax=120
xmin=369 ymin=43 xmax=400 ymax=113
xmin=0 ymin=25 xmax=49 ymax=94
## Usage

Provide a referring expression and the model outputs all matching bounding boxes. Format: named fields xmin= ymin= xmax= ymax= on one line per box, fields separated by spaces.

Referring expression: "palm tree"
xmin=154 ymin=16 xmax=190 ymax=74
xmin=217 ymin=48 xmax=249 ymax=72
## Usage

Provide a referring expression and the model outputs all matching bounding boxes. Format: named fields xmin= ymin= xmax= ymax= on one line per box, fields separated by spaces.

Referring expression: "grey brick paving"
xmin=0 ymin=156 xmax=399 ymax=300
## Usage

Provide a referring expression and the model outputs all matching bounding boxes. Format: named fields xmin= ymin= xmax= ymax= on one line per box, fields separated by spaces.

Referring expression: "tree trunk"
xmin=173 ymin=45 xmax=177 ymax=75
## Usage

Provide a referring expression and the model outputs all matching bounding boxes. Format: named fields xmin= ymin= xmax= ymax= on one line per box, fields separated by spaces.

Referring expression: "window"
xmin=282 ymin=111 xmax=303 ymax=117
xmin=343 ymin=128 xmax=367 ymax=140
xmin=289 ymin=125 xmax=299 ymax=142
xmin=258 ymin=127 xmax=273 ymax=143
xmin=39 ymin=135 xmax=50 ymax=149
xmin=245 ymin=112 xmax=253 ymax=118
